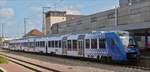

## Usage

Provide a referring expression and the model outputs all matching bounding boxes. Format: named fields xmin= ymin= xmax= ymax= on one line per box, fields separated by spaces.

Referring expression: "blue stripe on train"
xmin=106 ymin=32 xmax=127 ymax=61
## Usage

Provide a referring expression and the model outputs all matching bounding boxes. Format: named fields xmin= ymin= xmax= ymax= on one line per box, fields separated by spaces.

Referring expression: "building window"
xmin=91 ymin=17 xmax=97 ymax=23
xmin=107 ymin=12 xmax=115 ymax=19
xmin=66 ymin=22 xmax=70 ymax=27
xmin=77 ymin=20 xmax=82 ymax=25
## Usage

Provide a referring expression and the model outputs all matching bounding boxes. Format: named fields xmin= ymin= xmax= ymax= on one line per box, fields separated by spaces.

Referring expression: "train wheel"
xmin=106 ymin=56 xmax=112 ymax=63
xmin=97 ymin=56 xmax=101 ymax=62
xmin=100 ymin=56 xmax=106 ymax=63
xmin=100 ymin=56 xmax=112 ymax=63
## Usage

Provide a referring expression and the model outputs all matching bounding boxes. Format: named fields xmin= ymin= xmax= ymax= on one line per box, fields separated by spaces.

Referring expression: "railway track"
xmin=0 ymin=54 xmax=61 ymax=72
xmin=111 ymin=63 xmax=150 ymax=71
xmin=1 ymin=49 xmax=150 ymax=72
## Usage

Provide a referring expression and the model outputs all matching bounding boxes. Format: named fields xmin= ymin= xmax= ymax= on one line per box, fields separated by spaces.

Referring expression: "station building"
xmin=45 ymin=11 xmax=84 ymax=34
xmin=45 ymin=0 xmax=150 ymax=49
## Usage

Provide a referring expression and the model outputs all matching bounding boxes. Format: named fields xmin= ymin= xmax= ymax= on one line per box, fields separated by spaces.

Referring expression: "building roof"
xmin=45 ymin=11 xmax=66 ymax=17
xmin=24 ymin=29 xmax=44 ymax=37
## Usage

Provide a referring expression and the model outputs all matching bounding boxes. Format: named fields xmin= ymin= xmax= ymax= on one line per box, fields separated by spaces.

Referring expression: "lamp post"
xmin=1 ymin=23 xmax=4 ymax=38
xmin=42 ymin=7 xmax=51 ymax=35
xmin=24 ymin=18 xmax=30 ymax=37
xmin=115 ymin=6 xmax=118 ymax=31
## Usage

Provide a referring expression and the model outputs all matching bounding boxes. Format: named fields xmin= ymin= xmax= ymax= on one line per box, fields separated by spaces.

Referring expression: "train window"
xmin=32 ymin=42 xmax=34 ymax=47
xmin=34 ymin=42 xmax=36 ymax=47
xmin=36 ymin=42 xmax=37 ymax=47
xmin=40 ymin=41 xmax=43 ymax=47
xmin=55 ymin=41 xmax=58 ymax=47
xmin=39 ymin=41 xmax=42 ymax=47
xmin=67 ymin=40 xmax=71 ymax=50
xmin=48 ymin=41 xmax=51 ymax=47
xmin=99 ymin=39 xmax=106 ymax=48
xmin=28 ymin=42 xmax=30 ymax=47
xmin=42 ymin=41 xmax=45 ymax=47
xmin=86 ymin=39 xmax=90 ymax=49
xmin=35 ymin=42 xmax=37 ymax=47
xmin=28 ymin=42 xmax=31 ymax=47
xmin=38 ymin=42 xmax=40 ymax=47
xmin=91 ymin=39 xmax=97 ymax=49
xmin=59 ymin=40 xmax=61 ymax=48
xmin=50 ymin=41 xmax=52 ymax=47
xmin=73 ymin=40 xmax=77 ymax=50
xmin=52 ymin=41 xmax=54 ymax=48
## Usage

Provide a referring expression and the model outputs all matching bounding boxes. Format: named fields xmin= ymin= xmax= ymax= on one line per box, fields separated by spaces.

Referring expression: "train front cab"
xmin=107 ymin=32 xmax=140 ymax=62
xmin=125 ymin=37 xmax=140 ymax=61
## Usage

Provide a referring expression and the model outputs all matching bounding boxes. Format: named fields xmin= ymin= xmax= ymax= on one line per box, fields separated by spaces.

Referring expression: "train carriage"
xmin=8 ymin=31 xmax=140 ymax=61
xmin=25 ymin=37 xmax=36 ymax=52
xmin=63 ymin=34 xmax=82 ymax=56
xmin=9 ymin=39 xmax=21 ymax=51
xmin=34 ymin=37 xmax=47 ymax=53
xmin=20 ymin=38 xmax=29 ymax=51
xmin=84 ymin=32 xmax=109 ymax=59
xmin=47 ymin=35 xmax=63 ymax=55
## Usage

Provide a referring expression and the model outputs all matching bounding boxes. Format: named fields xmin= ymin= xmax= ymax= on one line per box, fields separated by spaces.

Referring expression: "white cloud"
xmin=0 ymin=8 xmax=15 ymax=17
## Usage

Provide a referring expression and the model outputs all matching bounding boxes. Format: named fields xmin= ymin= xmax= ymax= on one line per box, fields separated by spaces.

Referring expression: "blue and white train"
xmin=7 ymin=31 xmax=140 ymax=61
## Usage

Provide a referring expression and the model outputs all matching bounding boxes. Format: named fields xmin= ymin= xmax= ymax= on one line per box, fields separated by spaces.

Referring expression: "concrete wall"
xmin=120 ymin=0 xmax=150 ymax=7
xmin=45 ymin=12 xmax=66 ymax=34
xmin=51 ymin=2 xmax=150 ymax=35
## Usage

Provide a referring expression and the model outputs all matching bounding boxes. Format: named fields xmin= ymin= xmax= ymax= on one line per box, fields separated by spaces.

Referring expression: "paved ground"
xmin=0 ymin=52 xmax=114 ymax=72
xmin=1 ymin=50 xmax=150 ymax=72
xmin=0 ymin=62 xmax=33 ymax=72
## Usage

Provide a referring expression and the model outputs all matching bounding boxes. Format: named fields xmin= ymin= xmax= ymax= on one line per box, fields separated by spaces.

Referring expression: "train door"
xmin=78 ymin=40 xmax=84 ymax=56
xmin=62 ymin=40 xmax=67 ymax=55
xmin=45 ymin=41 xmax=48 ymax=54
xmin=62 ymin=37 xmax=67 ymax=55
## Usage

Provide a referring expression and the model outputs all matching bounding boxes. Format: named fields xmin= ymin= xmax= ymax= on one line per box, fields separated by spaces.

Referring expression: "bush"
xmin=0 ymin=56 xmax=8 ymax=64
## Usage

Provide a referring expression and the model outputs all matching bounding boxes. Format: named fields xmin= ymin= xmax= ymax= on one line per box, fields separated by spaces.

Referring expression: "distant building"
xmin=48 ymin=0 xmax=150 ymax=48
xmin=24 ymin=29 xmax=44 ymax=37
xmin=45 ymin=11 xmax=66 ymax=34
xmin=45 ymin=11 xmax=84 ymax=34
xmin=119 ymin=0 xmax=150 ymax=7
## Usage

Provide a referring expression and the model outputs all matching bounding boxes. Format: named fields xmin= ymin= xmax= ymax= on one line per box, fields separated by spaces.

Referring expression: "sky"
xmin=0 ymin=0 xmax=119 ymax=38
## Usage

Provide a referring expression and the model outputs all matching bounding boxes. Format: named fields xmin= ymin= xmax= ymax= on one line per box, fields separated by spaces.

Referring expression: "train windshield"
xmin=116 ymin=31 xmax=137 ymax=48
xmin=127 ymin=38 xmax=137 ymax=48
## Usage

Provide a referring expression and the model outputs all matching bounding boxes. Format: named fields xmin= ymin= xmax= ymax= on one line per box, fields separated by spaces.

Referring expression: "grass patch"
xmin=0 ymin=56 xmax=8 ymax=64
